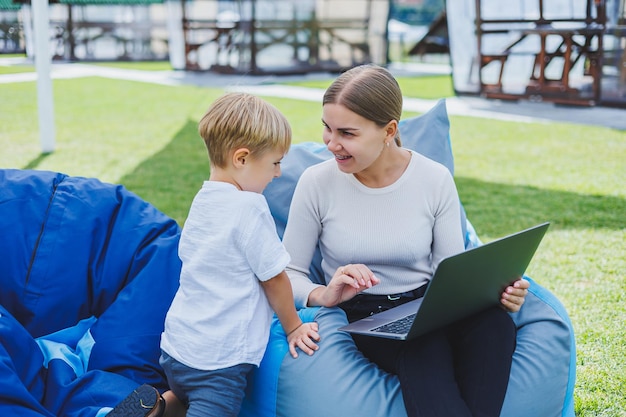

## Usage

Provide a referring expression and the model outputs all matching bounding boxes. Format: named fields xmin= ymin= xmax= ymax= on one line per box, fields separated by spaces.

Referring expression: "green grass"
xmin=0 ymin=63 xmax=34 ymax=74
xmin=91 ymin=60 xmax=174 ymax=71
xmin=1 ymin=72 xmax=625 ymax=416
xmin=285 ymin=75 xmax=455 ymax=99
xmin=0 ymin=59 xmax=171 ymax=75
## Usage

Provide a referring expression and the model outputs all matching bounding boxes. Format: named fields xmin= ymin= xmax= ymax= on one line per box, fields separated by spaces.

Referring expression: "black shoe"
xmin=107 ymin=384 xmax=165 ymax=417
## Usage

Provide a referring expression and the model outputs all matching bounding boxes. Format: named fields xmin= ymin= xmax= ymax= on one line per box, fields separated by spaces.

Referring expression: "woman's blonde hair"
xmin=323 ymin=64 xmax=403 ymax=146
xmin=198 ymin=92 xmax=292 ymax=168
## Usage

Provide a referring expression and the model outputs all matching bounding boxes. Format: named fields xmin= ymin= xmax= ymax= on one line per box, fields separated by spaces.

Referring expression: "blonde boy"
xmin=159 ymin=93 xmax=320 ymax=417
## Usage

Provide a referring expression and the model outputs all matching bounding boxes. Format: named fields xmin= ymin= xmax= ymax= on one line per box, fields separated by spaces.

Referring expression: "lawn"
xmin=0 ymin=64 xmax=34 ymax=74
xmin=284 ymin=74 xmax=455 ymax=99
xmin=0 ymin=63 xmax=625 ymax=416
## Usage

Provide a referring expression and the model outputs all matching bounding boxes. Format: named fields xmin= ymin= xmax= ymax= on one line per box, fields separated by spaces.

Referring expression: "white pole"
xmin=32 ymin=0 xmax=55 ymax=153
xmin=166 ymin=0 xmax=185 ymax=70
xmin=22 ymin=5 xmax=34 ymax=57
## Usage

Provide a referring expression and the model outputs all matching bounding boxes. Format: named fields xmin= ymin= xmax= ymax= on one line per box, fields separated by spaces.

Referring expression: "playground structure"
xmin=447 ymin=0 xmax=626 ymax=106
xmin=2 ymin=0 xmax=168 ymax=61
xmin=2 ymin=0 xmax=389 ymax=74
xmin=2 ymin=0 xmax=625 ymax=106
xmin=174 ymin=0 xmax=390 ymax=74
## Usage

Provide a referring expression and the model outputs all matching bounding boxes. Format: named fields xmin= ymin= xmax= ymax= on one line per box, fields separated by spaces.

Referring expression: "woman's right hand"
xmin=315 ymin=264 xmax=380 ymax=307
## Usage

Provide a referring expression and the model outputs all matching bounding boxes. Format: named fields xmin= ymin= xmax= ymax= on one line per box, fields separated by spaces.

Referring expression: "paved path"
xmin=2 ymin=59 xmax=625 ymax=130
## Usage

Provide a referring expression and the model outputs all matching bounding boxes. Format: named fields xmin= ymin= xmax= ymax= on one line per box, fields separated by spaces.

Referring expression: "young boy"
xmin=158 ymin=92 xmax=320 ymax=417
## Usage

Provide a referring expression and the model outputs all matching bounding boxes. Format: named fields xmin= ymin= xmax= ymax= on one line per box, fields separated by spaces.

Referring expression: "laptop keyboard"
xmin=371 ymin=313 xmax=417 ymax=334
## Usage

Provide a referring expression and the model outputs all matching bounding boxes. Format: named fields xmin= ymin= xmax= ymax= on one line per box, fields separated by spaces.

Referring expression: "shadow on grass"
xmin=23 ymin=152 xmax=53 ymax=170
xmin=456 ymin=177 xmax=626 ymax=236
xmin=119 ymin=120 xmax=626 ymax=233
xmin=119 ymin=119 xmax=208 ymax=225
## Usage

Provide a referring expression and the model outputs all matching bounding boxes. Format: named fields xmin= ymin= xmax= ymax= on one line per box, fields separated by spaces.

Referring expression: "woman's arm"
xmin=282 ymin=170 xmax=327 ymax=307
xmin=430 ymin=167 xmax=465 ymax=267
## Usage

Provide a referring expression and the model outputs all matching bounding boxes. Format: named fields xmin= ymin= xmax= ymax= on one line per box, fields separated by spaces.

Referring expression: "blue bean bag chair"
xmin=241 ymin=99 xmax=576 ymax=417
xmin=0 ymin=169 xmax=181 ymax=416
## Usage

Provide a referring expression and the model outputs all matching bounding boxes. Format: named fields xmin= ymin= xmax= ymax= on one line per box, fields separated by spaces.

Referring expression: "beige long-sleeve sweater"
xmin=283 ymin=150 xmax=464 ymax=308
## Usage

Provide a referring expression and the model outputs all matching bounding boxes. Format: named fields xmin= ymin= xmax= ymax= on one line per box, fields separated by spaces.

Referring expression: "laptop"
xmin=338 ymin=222 xmax=550 ymax=340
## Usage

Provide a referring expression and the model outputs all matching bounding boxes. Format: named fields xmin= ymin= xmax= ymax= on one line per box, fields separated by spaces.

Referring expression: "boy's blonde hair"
xmin=198 ymin=92 xmax=292 ymax=168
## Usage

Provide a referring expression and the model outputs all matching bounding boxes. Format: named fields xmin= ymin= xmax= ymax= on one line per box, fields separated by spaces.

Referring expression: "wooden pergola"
xmin=12 ymin=0 xmax=168 ymax=61
xmin=53 ymin=0 xmax=168 ymax=61
xmin=447 ymin=0 xmax=626 ymax=107
xmin=176 ymin=0 xmax=391 ymax=74
xmin=5 ymin=0 xmax=391 ymax=72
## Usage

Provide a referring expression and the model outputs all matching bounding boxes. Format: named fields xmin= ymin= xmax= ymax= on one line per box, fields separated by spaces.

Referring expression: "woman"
xmin=283 ymin=64 xmax=529 ymax=417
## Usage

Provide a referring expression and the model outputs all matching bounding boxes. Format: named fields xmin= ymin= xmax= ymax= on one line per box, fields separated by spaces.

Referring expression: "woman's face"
xmin=322 ymin=103 xmax=389 ymax=175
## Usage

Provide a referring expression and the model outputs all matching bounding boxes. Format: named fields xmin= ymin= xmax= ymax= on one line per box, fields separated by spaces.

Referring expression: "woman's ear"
xmin=384 ymin=120 xmax=398 ymax=143
xmin=232 ymin=148 xmax=250 ymax=168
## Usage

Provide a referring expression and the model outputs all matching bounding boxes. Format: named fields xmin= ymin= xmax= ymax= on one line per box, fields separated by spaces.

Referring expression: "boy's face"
xmin=237 ymin=148 xmax=285 ymax=194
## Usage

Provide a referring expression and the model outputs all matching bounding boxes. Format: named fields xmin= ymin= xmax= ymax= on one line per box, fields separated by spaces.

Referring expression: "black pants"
xmin=341 ymin=296 xmax=516 ymax=417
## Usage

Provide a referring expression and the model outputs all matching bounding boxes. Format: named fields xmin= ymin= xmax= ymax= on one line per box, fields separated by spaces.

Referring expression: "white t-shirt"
xmin=283 ymin=150 xmax=465 ymax=308
xmin=161 ymin=181 xmax=290 ymax=370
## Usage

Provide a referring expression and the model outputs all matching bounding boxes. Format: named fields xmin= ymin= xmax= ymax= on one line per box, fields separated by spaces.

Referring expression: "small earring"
xmin=385 ymin=141 xmax=390 ymax=147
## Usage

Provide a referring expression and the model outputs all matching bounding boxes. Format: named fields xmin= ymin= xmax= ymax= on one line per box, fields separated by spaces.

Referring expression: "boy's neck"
xmin=209 ymin=167 xmax=242 ymax=191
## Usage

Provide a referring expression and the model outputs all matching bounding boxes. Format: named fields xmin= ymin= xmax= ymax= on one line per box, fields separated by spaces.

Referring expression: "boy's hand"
xmin=286 ymin=322 xmax=320 ymax=358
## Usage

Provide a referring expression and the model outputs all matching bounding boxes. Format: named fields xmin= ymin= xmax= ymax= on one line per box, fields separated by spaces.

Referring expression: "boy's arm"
xmin=261 ymin=271 xmax=320 ymax=358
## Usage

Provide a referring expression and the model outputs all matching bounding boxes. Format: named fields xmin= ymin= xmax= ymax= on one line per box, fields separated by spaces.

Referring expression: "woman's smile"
xmin=334 ymin=153 xmax=352 ymax=161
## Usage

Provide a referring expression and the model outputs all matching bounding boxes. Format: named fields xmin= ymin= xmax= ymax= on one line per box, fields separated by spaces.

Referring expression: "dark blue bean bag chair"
xmin=0 ymin=169 xmax=181 ymax=416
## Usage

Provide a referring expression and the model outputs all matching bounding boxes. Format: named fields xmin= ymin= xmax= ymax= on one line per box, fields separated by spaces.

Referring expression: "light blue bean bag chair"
xmin=241 ymin=99 xmax=576 ymax=417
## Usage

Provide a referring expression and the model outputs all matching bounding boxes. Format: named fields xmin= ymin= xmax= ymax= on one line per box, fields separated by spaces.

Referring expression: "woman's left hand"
xmin=500 ymin=278 xmax=530 ymax=312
